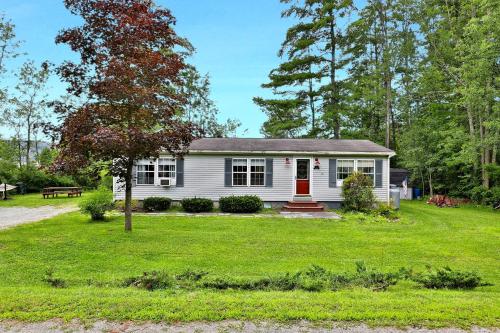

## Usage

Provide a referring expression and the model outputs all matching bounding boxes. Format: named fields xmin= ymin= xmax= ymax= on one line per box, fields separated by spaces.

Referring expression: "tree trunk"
xmin=428 ymin=169 xmax=433 ymax=197
xmin=329 ymin=9 xmax=340 ymax=139
xmin=124 ymin=160 xmax=133 ymax=232
xmin=384 ymin=75 xmax=392 ymax=148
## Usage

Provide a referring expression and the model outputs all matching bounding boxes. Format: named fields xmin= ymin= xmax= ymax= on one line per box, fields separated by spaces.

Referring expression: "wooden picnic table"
xmin=42 ymin=187 xmax=83 ymax=199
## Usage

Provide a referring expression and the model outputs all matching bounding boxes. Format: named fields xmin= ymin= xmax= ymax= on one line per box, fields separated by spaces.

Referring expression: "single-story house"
xmin=113 ymin=138 xmax=395 ymax=210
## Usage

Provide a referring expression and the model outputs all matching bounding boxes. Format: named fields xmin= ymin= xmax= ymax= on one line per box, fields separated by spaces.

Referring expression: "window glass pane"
xmin=233 ymin=159 xmax=248 ymax=186
xmin=137 ymin=161 xmax=155 ymax=185
xmin=250 ymin=159 xmax=265 ymax=186
xmin=357 ymin=160 xmax=375 ymax=184
xmin=158 ymin=158 xmax=176 ymax=178
xmin=337 ymin=160 xmax=354 ymax=180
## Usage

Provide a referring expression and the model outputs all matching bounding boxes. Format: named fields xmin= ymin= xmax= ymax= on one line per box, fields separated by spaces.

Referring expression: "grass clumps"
xmin=42 ymin=268 xmax=66 ymax=288
xmin=123 ymin=270 xmax=172 ymax=291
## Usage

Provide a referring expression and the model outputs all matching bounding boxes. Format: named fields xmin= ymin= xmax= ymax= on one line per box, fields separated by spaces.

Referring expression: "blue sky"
xmin=2 ymin=0 xmax=296 ymax=138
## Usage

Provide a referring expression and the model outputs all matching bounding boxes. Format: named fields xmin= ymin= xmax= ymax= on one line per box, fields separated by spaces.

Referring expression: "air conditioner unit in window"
xmin=159 ymin=178 xmax=171 ymax=187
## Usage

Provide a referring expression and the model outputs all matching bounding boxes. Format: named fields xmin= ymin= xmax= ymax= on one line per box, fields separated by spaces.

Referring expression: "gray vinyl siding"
xmin=311 ymin=157 xmax=389 ymax=202
xmin=114 ymin=155 xmax=294 ymax=201
xmin=113 ymin=154 xmax=390 ymax=203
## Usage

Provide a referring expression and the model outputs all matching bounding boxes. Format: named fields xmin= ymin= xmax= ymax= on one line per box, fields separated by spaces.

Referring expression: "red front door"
xmin=295 ymin=159 xmax=310 ymax=195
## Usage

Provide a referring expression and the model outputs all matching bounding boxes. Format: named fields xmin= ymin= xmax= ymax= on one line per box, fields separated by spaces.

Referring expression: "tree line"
xmin=255 ymin=0 xmax=499 ymax=198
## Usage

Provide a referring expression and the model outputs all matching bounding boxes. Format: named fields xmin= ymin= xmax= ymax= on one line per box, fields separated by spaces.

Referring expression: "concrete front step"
xmin=292 ymin=195 xmax=313 ymax=202
xmin=287 ymin=201 xmax=321 ymax=207
xmin=282 ymin=200 xmax=325 ymax=212
xmin=282 ymin=205 xmax=325 ymax=212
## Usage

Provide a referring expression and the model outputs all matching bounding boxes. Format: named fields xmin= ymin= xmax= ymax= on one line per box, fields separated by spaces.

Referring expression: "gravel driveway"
xmin=0 ymin=320 xmax=497 ymax=333
xmin=0 ymin=206 xmax=78 ymax=230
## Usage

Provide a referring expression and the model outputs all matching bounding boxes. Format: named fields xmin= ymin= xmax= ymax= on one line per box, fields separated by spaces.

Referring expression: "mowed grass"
xmin=0 ymin=201 xmax=498 ymax=327
xmin=0 ymin=191 xmax=91 ymax=207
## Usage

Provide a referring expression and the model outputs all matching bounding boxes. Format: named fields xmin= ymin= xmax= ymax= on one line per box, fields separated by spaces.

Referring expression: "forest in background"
xmin=255 ymin=0 xmax=499 ymax=201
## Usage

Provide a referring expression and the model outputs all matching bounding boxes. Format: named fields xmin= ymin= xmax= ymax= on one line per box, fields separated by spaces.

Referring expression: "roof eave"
xmin=188 ymin=150 xmax=395 ymax=157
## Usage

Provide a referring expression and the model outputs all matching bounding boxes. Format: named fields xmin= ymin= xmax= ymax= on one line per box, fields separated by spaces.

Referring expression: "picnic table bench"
xmin=42 ymin=187 xmax=83 ymax=199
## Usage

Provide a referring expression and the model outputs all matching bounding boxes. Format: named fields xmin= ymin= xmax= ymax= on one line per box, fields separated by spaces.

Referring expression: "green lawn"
xmin=0 ymin=201 xmax=498 ymax=327
xmin=0 ymin=191 xmax=91 ymax=207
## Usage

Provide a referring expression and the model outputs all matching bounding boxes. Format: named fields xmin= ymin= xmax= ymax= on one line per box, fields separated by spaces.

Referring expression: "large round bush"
xmin=79 ymin=187 xmax=114 ymax=220
xmin=143 ymin=197 xmax=171 ymax=212
xmin=181 ymin=197 xmax=214 ymax=213
xmin=341 ymin=172 xmax=376 ymax=212
xmin=219 ymin=195 xmax=263 ymax=213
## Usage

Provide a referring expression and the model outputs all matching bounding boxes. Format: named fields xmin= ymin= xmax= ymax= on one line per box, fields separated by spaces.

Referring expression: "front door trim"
xmin=293 ymin=157 xmax=313 ymax=196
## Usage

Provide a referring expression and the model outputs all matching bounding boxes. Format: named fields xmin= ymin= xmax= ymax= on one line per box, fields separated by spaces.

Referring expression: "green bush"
xmin=412 ymin=267 xmax=488 ymax=290
xmin=469 ymin=185 xmax=500 ymax=208
xmin=79 ymin=187 xmax=114 ymax=220
xmin=143 ymin=197 xmax=171 ymax=212
xmin=341 ymin=172 xmax=376 ymax=212
xmin=219 ymin=195 xmax=263 ymax=213
xmin=374 ymin=202 xmax=400 ymax=220
xmin=16 ymin=166 xmax=75 ymax=193
xmin=123 ymin=271 xmax=172 ymax=291
xmin=115 ymin=199 xmax=139 ymax=211
xmin=181 ymin=197 xmax=214 ymax=213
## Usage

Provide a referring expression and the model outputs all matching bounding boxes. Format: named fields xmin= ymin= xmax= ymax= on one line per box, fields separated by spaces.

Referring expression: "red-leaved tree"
xmin=54 ymin=0 xmax=197 ymax=231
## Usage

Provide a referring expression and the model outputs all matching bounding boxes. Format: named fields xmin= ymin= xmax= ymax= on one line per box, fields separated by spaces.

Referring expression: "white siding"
xmin=114 ymin=154 xmax=390 ymax=203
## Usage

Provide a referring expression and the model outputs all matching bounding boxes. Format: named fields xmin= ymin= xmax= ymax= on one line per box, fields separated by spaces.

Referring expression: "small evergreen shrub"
xmin=143 ymin=197 xmax=171 ymax=212
xmin=123 ymin=271 xmax=172 ymax=291
xmin=341 ymin=172 xmax=376 ymax=212
xmin=412 ymin=267 xmax=488 ymax=290
xmin=219 ymin=195 xmax=263 ymax=213
xmin=42 ymin=268 xmax=66 ymax=288
xmin=79 ymin=187 xmax=114 ymax=220
xmin=181 ymin=197 xmax=214 ymax=213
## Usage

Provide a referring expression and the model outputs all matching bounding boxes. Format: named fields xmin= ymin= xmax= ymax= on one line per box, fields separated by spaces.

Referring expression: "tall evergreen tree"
xmin=255 ymin=0 xmax=354 ymax=139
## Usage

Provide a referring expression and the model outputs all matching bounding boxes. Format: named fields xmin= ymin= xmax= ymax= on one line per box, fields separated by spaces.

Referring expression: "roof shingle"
xmin=189 ymin=138 xmax=394 ymax=154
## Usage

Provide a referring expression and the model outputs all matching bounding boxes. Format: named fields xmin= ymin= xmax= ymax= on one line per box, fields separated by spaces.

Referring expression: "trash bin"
xmin=413 ymin=187 xmax=422 ymax=200
xmin=15 ymin=182 xmax=26 ymax=195
xmin=390 ymin=185 xmax=400 ymax=209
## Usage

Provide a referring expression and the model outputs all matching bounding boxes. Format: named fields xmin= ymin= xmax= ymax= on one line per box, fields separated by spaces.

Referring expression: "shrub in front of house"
xmin=374 ymin=202 xmax=400 ymax=220
xmin=115 ymin=199 xmax=139 ymax=212
xmin=79 ymin=186 xmax=114 ymax=220
xmin=143 ymin=197 xmax=171 ymax=212
xmin=341 ymin=172 xmax=376 ymax=212
xmin=219 ymin=195 xmax=263 ymax=213
xmin=181 ymin=197 xmax=214 ymax=213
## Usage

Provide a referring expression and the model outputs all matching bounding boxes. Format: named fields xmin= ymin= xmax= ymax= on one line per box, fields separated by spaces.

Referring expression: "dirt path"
xmin=0 ymin=321 xmax=497 ymax=333
xmin=0 ymin=206 xmax=78 ymax=230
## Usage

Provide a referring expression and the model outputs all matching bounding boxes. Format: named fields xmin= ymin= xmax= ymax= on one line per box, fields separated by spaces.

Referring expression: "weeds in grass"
xmin=42 ymin=268 xmax=66 ymax=288
xmin=124 ymin=263 xmax=402 ymax=292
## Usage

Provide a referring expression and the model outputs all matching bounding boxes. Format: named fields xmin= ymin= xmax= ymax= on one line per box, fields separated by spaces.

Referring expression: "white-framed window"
xmin=232 ymin=158 xmax=266 ymax=187
xmin=232 ymin=158 xmax=248 ymax=186
xmin=357 ymin=159 xmax=375 ymax=184
xmin=250 ymin=158 xmax=265 ymax=186
xmin=336 ymin=159 xmax=355 ymax=187
xmin=136 ymin=160 xmax=155 ymax=185
xmin=158 ymin=158 xmax=176 ymax=179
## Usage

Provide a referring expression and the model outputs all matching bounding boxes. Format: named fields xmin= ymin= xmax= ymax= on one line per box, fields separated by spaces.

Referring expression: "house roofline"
xmin=186 ymin=150 xmax=396 ymax=157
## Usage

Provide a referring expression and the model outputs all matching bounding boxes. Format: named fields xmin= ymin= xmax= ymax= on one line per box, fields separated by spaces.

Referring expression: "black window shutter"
xmin=176 ymin=158 xmax=184 ymax=187
xmin=329 ymin=159 xmax=337 ymax=188
xmin=265 ymin=158 xmax=273 ymax=187
xmin=375 ymin=159 xmax=383 ymax=188
xmin=224 ymin=158 xmax=232 ymax=187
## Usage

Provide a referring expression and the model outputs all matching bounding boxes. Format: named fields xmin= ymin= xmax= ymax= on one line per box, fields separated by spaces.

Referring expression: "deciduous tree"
xmin=54 ymin=0 xmax=198 ymax=231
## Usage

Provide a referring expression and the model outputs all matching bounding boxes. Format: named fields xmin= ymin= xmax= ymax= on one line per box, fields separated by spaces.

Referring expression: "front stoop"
xmin=282 ymin=200 xmax=325 ymax=212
